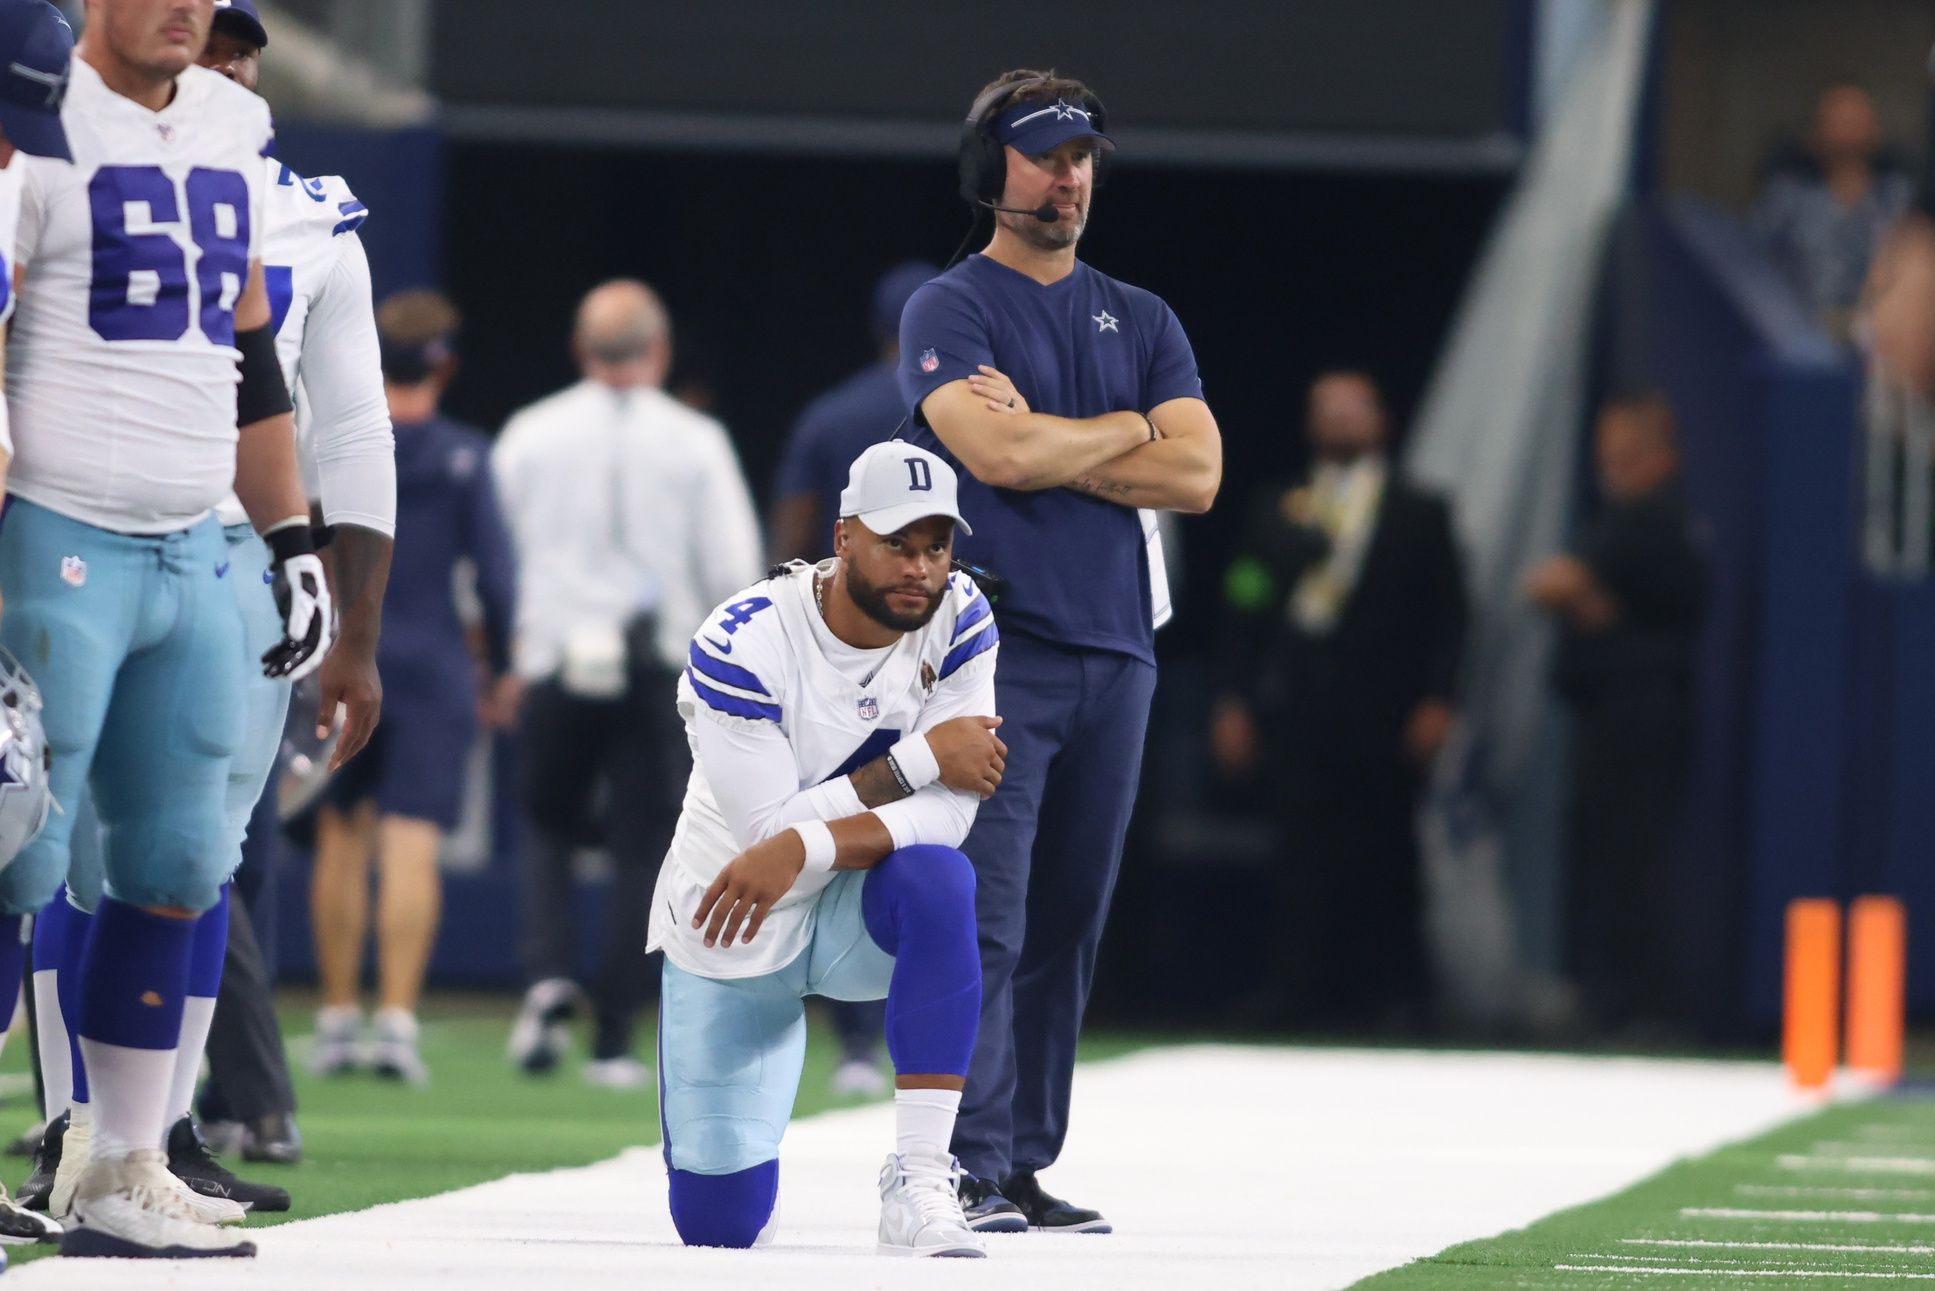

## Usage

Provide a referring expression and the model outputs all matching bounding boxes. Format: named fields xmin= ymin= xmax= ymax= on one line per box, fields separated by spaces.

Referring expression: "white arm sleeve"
xmin=301 ymin=234 xmax=395 ymax=535
xmin=690 ymin=713 xmax=823 ymax=853
xmin=869 ymin=646 xmax=996 ymax=849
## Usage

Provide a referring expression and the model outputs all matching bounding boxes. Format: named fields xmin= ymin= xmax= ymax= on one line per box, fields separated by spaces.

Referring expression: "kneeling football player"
xmin=649 ymin=442 xmax=1002 ymax=1257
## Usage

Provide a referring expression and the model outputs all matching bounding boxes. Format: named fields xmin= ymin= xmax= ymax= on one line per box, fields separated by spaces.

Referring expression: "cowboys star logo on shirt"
xmin=857 ymin=696 xmax=880 ymax=721
xmin=1092 ymin=310 xmax=1119 ymax=333
xmin=919 ymin=347 xmax=939 ymax=373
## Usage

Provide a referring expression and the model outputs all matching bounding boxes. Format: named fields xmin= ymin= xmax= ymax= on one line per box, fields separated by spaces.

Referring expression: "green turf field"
xmin=1354 ymin=1092 xmax=1935 ymax=1289
xmin=0 ymin=993 xmax=1152 ymax=1267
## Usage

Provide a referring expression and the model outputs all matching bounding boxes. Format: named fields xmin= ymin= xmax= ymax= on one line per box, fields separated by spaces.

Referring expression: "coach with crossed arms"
xmin=899 ymin=68 xmax=1221 ymax=1232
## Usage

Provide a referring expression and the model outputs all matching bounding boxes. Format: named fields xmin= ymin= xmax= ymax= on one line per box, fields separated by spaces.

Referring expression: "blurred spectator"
xmin=768 ymin=260 xmax=939 ymax=564
xmin=1525 ymin=395 xmax=1709 ymax=1034
xmin=492 ymin=279 xmax=761 ymax=1087
xmin=310 ymin=290 xmax=518 ymax=1084
xmin=1752 ymin=84 xmax=1914 ymax=337
xmin=1870 ymin=56 xmax=1935 ymax=399
xmin=1212 ymin=371 xmax=1466 ymax=1031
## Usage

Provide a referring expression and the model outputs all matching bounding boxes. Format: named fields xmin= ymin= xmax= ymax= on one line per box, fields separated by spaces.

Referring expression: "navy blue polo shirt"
xmin=897 ymin=254 xmax=1203 ymax=664
xmin=770 ymin=360 xmax=904 ymax=557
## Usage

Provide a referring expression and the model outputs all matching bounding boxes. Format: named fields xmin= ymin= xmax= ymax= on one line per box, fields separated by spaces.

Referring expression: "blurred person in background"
xmin=1752 ymin=84 xmax=1914 ymax=339
xmin=769 ymin=260 xmax=938 ymax=564
xmin=1526 ymin=395 xmax=1709 ymax=1035
xmin=308 ymin=291 xmax=517 ymax=1085
xmin=1211 ymin=371 xmax=1466 ymax=1032
xmin=768 ymin=259 xmax=938 ymax=1098
xmin=493 ymin=279 xmax=761 ymax=1088
xmin=1870 ymin=52 xmax=1935 ymax=400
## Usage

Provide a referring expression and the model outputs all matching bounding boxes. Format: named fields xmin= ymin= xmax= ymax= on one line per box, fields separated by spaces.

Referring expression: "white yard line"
xmin=1777 ymin=1154 xmax=1935 ymax=1175
xmin=1555 ymin=1265 xmax=1935 ymax=1279
xmin=1623 ymin=1238 xmax=1935 ymax=1254
xmin=1734 ymin=1185 xmax=1935 ymax=1201
xmin=1682 ymin=1207 xmax=1935 ymax=1224
xmin=9 ymin=1046 xmax=1816 ymax=1290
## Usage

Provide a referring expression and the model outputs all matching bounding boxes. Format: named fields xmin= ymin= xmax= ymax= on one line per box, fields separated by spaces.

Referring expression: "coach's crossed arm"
xmin=920 ymin=374 xmax=1149 ymax=492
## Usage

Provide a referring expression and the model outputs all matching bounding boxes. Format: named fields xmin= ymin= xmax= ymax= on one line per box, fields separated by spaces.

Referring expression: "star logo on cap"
xmin=1092 ymin=310 xmax=1119 ymax=333
xmin=1053 ymin=100 xmax=1079 ymax=121
xmin=9 ymin=62 xmax=66 ymax=110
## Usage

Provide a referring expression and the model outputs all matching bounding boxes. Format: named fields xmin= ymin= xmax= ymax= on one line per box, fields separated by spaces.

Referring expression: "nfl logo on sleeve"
xmin=919 ymin=348 xmax=939 ymax=374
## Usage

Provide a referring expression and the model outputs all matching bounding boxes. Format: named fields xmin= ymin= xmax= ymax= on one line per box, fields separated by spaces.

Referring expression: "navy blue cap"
xmin=0 ymin=0 xmax=70 ymax=161
xmin=992 ymin=98 xmax=1112 ymax=157
xmin=870 ymin=260 xmax=939 ymax=338
xmin=212 ymin=0 xmax=268 ymax=49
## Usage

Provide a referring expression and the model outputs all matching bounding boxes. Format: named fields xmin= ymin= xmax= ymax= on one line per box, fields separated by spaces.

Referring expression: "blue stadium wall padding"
xmin=1639 ymin=196 xmax=1861 ymax=1031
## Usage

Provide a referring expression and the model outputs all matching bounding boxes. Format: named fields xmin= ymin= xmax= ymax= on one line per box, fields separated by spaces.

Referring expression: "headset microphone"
xmin=977 ymin=198 xmax=1060 ymax=223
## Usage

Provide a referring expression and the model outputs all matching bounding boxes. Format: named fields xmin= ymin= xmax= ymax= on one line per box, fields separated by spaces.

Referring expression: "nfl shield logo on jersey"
xmin=919 ymin=348 xmax=939 ymax=374
xmin=857 ymin=696 xmax=880 ymax=721
xmin=59 ymin=556 xmax=85 ymax=588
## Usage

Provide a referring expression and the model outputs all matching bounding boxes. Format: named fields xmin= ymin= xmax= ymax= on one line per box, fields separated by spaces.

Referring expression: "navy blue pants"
xmin=950 ymin=634 xmax=1156 ymax=1182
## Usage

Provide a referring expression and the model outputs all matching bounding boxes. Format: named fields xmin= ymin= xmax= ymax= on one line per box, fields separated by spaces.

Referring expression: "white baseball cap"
xmin=838 ymin=443 xmax=974 ymax=537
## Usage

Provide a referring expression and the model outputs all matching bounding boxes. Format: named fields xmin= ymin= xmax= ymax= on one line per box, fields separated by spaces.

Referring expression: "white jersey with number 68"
xmin=6 ymin=58 xmax=272 ymax=535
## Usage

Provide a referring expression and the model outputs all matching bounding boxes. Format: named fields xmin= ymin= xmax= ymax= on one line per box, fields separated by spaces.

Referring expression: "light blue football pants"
xmin=63 ymin=525 xmax=289 ymax=913
xmin=0 ymin=501 xmax=245 ymax=915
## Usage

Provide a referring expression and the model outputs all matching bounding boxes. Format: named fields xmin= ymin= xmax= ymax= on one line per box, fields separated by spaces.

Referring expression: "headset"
xmin=955 ymin=73 xmax=1110 ymax=212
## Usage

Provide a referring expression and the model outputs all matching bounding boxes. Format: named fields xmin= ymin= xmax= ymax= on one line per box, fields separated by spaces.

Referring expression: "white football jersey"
xmin=213 ymin=159 xmax=390 ymax=532
xmin=6 ymin=60 xmax=272 ymax=534
xmin=648 ymin=563 xmax=1000 ymax=979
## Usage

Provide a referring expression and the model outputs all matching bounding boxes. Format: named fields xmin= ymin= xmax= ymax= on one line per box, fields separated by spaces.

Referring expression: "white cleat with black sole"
xmin=877 ymin=1150 xmax=987 ymax=1258
xmin=60 ymin=1150 xmax=254 ymax=1258
xmin=0 ymin=1186 xmax=60 ymax=1245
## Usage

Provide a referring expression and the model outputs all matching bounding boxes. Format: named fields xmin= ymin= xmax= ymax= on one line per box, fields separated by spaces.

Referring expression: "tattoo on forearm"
xmin=850 ymin=756 xmax=913 ymax=809
xmin=1071 ymin=475 xmax=1138 ymax=501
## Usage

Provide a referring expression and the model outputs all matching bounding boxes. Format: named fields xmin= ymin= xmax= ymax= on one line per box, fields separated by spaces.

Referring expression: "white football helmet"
xmin=0 ymin=649 xmax=53 ymax=871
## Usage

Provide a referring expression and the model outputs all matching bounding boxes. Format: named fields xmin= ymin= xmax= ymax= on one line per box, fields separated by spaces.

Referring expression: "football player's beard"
xmin=846 ymin=572 xmax=944 ymax=635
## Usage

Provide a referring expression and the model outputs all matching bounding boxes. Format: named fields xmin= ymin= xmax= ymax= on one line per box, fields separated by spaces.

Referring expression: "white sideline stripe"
xmin=1854 ymin=1124 xmax=1935 ymax=1143
xmin=1779 ymin=1154 xmax=1935 ymax=1175
xmin=1736 ymin=1185 xmax=1935 ymax=1201
xmin=1682 ymin=1207 xmax=1935 ymax=1223
xmin=4 ymin=1046 xmax=1817 ymax=1290
xmin=1556 ymin=1266 xmax=1935 ymax=1279
xmin=1624 ymin=1238 xmax=1935 ymax=1254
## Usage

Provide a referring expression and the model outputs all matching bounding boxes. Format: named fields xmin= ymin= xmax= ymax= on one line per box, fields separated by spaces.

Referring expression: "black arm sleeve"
xmin=235 ymin=323 xmax=294 ymax=427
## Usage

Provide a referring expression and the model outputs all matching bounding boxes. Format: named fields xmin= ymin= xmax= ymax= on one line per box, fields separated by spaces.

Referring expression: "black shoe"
xmin=240 ymin=1113 xmax=302 ymax=1166
xmin=1001 ymin=1170 xmax=1112 ymax=1233
xmin=16 ymin=1111 xmax=63 ymax=1212
xmin=5 ymin=1121 xmax=44 ymax=1159
xmin=956 ymin=1171 xmax=1028 ymax=1233
xmin=166 ymin=1117 xmax=291 ymax=1213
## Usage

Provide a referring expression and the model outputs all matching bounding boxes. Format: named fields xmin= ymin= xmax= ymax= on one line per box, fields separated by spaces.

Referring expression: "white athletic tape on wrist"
xmin=891 ymin=733 xmax=941 ymax=792
xmin=792 ymin=820 xmax=837 ymax=875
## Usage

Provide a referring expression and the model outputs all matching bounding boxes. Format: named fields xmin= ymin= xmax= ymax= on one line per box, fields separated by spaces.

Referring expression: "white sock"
xmin=79 ymin=1038 xmax=174 ymax=1161
xmin=166 ymin=996 xmax=217 ymax=1127
xmin=894 ymin=1088 xmax=962 ymax=1160
xmin=30 ymin=969 xmax=66 ymax=1122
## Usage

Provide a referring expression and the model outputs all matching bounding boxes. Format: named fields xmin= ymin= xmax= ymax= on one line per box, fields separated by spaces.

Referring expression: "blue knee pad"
xmin=861 ymin=845 xmax=980 ymax=1077
xmin=668 ymin=1159 xmax=778 ymax=1249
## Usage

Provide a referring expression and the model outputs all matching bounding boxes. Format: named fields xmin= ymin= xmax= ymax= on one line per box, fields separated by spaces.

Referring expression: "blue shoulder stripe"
xmin=687 ymin=669 xmax=782 ymax=722
xmin=687 ymin=641 xmax=770 ymax=696
xmin=950 ymin=594 xmax=991 ymax=642
xmin=939 ymin=618 xmax=999 ymax=680
xmin=332 ymin=201 xmax=369 ymax=236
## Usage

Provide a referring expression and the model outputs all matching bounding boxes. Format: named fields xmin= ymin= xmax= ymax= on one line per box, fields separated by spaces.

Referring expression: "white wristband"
xmin=890 ymin=732 xmax=942 ymax=792
xmin=791 ymin=820 xmax=837 ymax=876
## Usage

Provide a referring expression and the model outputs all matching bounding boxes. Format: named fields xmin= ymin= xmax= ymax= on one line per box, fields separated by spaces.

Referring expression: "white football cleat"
xmin=369 ymin=1008 xmax=430 ymax=1086
xmin=877 ymin=1150 xmax=986 ymax=1258
xmin=60 ymin=1150 xmax=254 ymax=1258
xmin=508 ymin=978 xmax=580 ymax=1074
xmin=582 ymin=1055 xmax=651 ymax=1090
xmin=164 ymin=1171 xmax=248 ymax=1226
xmin=831 ymin=1057 xmax=889 ymax=1098
xmin=310 ymin=1004 xmax=364 ymax=1076
xmin=47 ymin=1110 xmax=90 ymax=1222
